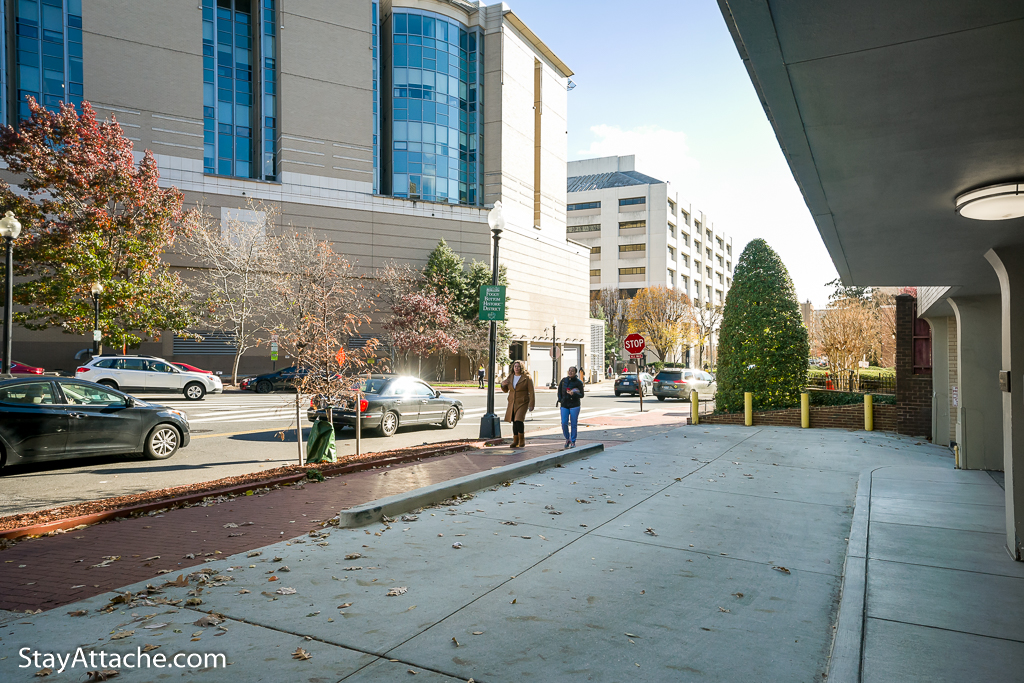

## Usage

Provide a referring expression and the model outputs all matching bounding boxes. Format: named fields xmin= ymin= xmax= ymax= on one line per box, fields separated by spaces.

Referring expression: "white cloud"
xmin=574 ymin=123 xmax=839 ymax=307
xmin=576 ymin=124 xmax=701 ymax=186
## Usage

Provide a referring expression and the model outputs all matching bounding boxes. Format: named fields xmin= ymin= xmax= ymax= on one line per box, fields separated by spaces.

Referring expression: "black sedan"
xmin=241 ymin=366 xmax=307 ymax=394
xmin=307 ymin=375 xmax=463 ymax=437
xmin=614 ymin=371 xmax=653 ymax=396
xmin=0 ymin=378 xmax=190 ymax=469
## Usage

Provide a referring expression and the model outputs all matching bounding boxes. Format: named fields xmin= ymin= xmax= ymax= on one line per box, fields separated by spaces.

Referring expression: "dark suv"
xmin=653 ymin=369 xmax=706 ymax=401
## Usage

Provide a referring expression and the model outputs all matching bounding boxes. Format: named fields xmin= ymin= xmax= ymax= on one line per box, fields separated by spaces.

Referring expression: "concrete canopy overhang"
xmin=717 ymin=1 xmax=1024 ymax=296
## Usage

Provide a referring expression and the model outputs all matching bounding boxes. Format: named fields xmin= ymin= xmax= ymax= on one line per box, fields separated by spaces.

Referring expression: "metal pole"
xmin=479 ymin=229 xmax=501 ymax=439
xmin=92 ymin=294 xmax=101 ymax=357
xmin=355 ymin=389 xmax=362 ymax=456
xmin=295 ymin=394 xmax=304 ymax=464
xmin=550 ymin=324 xmax=557 ymax=389
xmin=2 ymin=237 xmax=12 ymax=375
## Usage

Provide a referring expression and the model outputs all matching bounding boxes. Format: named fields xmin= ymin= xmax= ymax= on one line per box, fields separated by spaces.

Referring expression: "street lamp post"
xmin=549 ymin=318 xmax=558 ymax=389
xmin=479 ymin=201 xmax=504 ymax=439
xmin=0 ymin=211 xmax=23 ymax=376
xmin=90 ymin=282 xmax=104 ymax=356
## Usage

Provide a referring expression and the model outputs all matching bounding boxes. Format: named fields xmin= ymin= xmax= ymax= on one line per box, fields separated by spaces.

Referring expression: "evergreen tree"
xmin=422 ymin=238 xmax=467 ymax=310
xmin=716 ymin=239 xmax=809 ymax=412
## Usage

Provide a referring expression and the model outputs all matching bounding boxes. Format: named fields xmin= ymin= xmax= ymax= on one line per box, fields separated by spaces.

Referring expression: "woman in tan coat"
xmin=500 ymin=360 xmax=535 ymax=448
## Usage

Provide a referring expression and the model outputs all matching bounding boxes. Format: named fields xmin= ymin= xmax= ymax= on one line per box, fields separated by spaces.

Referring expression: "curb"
xmin=335 ymin=442 xmax=605 ymax=528
xmin=0 ymin=439 xmax=504 ymax=541
xmin=826 ymin=468 xmax=874 ymax=683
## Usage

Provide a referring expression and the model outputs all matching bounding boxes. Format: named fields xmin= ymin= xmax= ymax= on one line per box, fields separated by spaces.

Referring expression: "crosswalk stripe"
xmin=189 ymin=406 xmax=295 ymax=418
xmin=189 ymin=410 xmax=296 ymax=424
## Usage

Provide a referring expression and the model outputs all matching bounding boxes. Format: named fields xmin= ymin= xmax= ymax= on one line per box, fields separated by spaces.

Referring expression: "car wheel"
xmin=144 ymin=424 xmax=180 ymax=460
xmin=614 ymin=392 xmax=621 ymax=397
xmin=97 ymin=379 xmax=118 ymax=390
xmin=657 ymin=396 xmax=666 ymax=402
xmin=377 ymin=411 xmax=399 ymax=437
xmin=184 ymin=382 xmax=206 ymax=401
xmin=441 ymin=407 xmax=459 ymax=429
xmin=256 ymin=380 xmax=273 ymax=394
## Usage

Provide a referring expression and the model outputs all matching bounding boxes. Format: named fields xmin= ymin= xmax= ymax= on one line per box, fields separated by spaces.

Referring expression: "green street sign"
xmin=479 ymin=284 xmax=506 ymax=321
xmin=271 ymin=351 xmax=279 ymax=361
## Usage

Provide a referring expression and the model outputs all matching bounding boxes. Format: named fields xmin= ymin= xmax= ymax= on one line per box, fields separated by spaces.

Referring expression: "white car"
xmin=76 ymin=355 xmax=223 ymax=400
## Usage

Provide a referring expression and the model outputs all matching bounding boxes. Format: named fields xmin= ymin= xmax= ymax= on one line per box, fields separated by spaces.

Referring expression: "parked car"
xmin=172 ymin=362 xmax=213 ymax=375
xmin=307 ymin=375 xmax=463 ymax=437
xmin=0 ymin=359 xmax=45 ymax=375
xmin=242 ymin=366 xmax=308 ymax=393
xmin=653 ymin=369 xmax=717 ymax=401
xmin=75 ymin=355 xmax=223 ymax=400
xmin=0 ymin=377 xmax=190 ymax=468
xmin=614 ymin=371 xmax=653 ymax=397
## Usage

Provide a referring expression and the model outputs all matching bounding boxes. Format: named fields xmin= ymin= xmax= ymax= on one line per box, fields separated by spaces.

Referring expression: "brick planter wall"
xmin=692 ymin=403 xmax=897 ymax=432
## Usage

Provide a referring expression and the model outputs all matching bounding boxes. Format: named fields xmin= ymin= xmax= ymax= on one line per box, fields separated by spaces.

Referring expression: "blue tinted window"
xmin=386 ymin=10 xmax=482 ymax=205
xmin=202 ymin=0 xmax=277 ymax=180
xmin=13 ymin=0 xmax=82 ymax=122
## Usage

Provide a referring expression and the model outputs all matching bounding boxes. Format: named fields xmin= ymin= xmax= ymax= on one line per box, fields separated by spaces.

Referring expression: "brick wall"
xmin=895 ymin=295 xmax=933 ymax=437
xmin=948 ymin=314 xmax=958 ymax=444
xmin=692 ymin=403 xmax=897 ymax=431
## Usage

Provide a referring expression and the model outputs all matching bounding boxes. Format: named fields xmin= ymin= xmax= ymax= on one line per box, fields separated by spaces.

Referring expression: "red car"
xmin=2 ymin=359 xmax=45 ymax=375
xmin=172 ymin=362 xmax=213 ymax=375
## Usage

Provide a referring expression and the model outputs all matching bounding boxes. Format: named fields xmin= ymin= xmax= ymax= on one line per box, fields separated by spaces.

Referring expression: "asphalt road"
xmin=0 ymin=383 xmax=685 ymax=517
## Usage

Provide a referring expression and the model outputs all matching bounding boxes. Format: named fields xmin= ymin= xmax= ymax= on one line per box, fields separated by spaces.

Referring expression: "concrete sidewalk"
xmin=1 ymin=425 xmax=1018 ymax=682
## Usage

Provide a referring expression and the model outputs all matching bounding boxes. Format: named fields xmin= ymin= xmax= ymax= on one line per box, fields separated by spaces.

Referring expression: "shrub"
xmin=807 ymin=390 xmax=895 ymax=406
xmin=716 ymin=239 xmax=809 ymax=412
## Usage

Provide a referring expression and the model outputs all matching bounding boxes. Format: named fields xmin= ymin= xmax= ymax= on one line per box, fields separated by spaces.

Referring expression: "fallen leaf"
xmin=472 ymin=631 xmax=484 ymax=635
xmin=344 ymin=553 xmax=362 ymax=560
xmin=142 ymin=623 xmax=167 ymax=630
xmin=386 ymin=587 xmax=408 ymax=597
xmin=510 ymin=598 xmax=517 ymax=604
xmin=408 ymin=670 xmax=417 ymax=675
xmin=452 ymin=637 xmax=460 ymax=647
xmin=194 ymin=615 xmax=223 ymax=627
xmin=34 ymin=667 xmax=53 ymax=676
xmin=451 ymin=542 xmax=463 ymax=549
xmin=732 ymin=593 xmax=744 ymax=598
xmin=291 ymin=647 xmax=312 ymax=660
xmin=645 ymin=528 xmax=658 ymax=536
xmin=142 ymin=645 xmax=160 ymax=652
xmin=267 ymin=576 xmax=279 ymax=582
xmin=772 ymin=566 xmax=791 ymax=575
xmin=237 ymin=589 xmax=251 ymax=594
xmin=185 ymin=598 xmax=203 ymax=606
xmin=110 ymin=630 xmax=134 ymax=640
xmin=85 ymin=670 xmax=119 ymax=682
xmin=338 ymin=603 xmax=352 ymax=609
xmin=625 ymin=633 xmax=638 ymax=637
xmin=247 ymin=551 xmax=261 ymax=558
xmin=67 ymin=610 xmax=87 ymax=617
xmin=162 ymin=575 xmax=189 ymax=588
xmin=719 ymin=607 xmax=731 ymax=613
xmin=276 ymin=587 xmax=297 ymax=595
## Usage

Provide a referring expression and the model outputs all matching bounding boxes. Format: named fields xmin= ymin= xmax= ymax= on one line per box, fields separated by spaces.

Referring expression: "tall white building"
xmin=567 ymin=155 xmax=734 ymax=366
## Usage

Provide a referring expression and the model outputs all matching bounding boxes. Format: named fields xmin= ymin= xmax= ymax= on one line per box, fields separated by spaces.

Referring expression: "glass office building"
xmin=201 ymin=0 xmax=278 ymax=181
xmin=383 ymin=8 xmax=483 ymax=205
xmin=12 ymin=0 xmax=83 ymax=122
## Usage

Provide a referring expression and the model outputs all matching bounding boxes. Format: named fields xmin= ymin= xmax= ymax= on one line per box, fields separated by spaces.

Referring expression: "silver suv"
xmin=76 ymin=355 xmax=223 ymax=400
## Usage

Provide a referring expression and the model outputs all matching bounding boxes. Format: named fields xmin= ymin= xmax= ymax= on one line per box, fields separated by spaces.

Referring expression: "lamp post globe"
xmin=479 ymin=201 xmax=505 ymax=439
xmin=0 ymin=211 xmax=22 ymax=376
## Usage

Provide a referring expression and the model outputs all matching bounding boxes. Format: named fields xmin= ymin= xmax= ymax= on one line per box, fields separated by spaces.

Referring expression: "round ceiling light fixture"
xmin=955 ymin=182 xmax=1024 ymax=220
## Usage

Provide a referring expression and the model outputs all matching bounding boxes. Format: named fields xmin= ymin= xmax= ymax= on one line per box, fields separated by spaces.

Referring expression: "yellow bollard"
xmin=864 ymin=394 xmax=874 ymax=431
xmin=690 ymin=390 xmax=699 ymax=425
xmin=801 ymin=393 xmax=810 ymax=429
xmin=744 ymin=392 xmax=753 ymax=426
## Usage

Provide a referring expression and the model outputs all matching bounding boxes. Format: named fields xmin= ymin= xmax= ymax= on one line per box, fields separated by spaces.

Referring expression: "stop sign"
xmin=623 ymin=333 xmax=646 ymax=355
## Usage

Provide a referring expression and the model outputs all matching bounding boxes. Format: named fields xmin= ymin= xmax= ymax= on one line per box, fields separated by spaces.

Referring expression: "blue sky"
xmin=508 ymin=0 xmax=839 ymax=306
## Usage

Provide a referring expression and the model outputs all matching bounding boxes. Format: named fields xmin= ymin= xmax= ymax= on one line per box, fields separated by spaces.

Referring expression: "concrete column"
xmin=947 ymin=297 xmax=1003 ymax=471
xmin=924 ymin=316 xmax=950 ymax=447
xmin=984 ymin=247 xmax=1024 ymax=560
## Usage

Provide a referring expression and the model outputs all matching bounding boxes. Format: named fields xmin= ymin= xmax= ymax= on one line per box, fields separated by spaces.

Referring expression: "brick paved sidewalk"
xmin=0 ymin=423 xmax=677 ymax=614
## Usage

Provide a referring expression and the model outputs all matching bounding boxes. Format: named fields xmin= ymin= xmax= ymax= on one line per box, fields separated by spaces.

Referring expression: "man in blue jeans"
xmin=557 ymin=366 xmax=585 ymax=448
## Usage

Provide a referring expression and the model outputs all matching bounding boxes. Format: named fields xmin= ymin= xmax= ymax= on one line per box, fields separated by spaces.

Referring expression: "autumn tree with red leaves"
xmin=0 ymin=99 xmax=194 ymax=349
xmin=383 ymin=291 xmax=459 ymax=377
